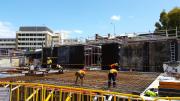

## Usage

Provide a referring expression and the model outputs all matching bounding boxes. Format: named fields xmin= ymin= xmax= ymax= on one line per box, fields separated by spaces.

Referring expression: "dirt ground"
xmin=0 ymin=70 xmax=160 ymax=94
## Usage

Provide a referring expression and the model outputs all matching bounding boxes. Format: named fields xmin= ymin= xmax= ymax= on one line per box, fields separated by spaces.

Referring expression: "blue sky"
xmin=0 ymin=0 xmax=179 ymax=39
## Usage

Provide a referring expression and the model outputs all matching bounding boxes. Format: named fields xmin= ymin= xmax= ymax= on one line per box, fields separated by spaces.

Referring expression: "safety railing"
xmin=0 ymin=82 xmax=179 ymax=101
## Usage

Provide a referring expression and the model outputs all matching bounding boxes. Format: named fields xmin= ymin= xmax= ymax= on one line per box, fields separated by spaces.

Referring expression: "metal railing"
xmin=0 ymin=82 xmax=179 ymax=101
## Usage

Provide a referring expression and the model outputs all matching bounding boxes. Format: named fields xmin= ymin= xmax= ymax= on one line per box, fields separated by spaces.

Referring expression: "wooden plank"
xmin=159 ymin=85 xmax=180 ymax=90
xmin=160 ymin=82 xmax=180 ymax=86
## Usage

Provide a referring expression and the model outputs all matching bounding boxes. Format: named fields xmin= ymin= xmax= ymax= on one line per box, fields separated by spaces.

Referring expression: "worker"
xmin=108 ymin=63 xmax=118 ymax=88
xmin=57 ymin=64 xmax=64 ymax=74
xmin=145 ymin=88 xmax=158 ymax=97
xmin=75 ymin=69 xmax=86 ymax=86
xmin=29 ymin=64 xmax=34 ymax=74
xmin=46 ymin=57 xmax=52 ymax=73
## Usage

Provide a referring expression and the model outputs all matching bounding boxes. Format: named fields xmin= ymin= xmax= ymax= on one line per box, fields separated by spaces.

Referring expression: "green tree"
xmin=168 ymin=7 xmax=180 ymax=29
xmin=155 ymin=7 xmax=180 ymax=32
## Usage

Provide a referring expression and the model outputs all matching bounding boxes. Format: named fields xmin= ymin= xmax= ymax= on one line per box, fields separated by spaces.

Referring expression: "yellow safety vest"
xmin=47 ymin=59 xmax=52 ymax=64
xmin=145 ymin=90 xmax=157 ymax=97
xmin=109 ymin=69 xmax=118 ymax=74
xmin=79 ymin=70 xmax=86 ymax=75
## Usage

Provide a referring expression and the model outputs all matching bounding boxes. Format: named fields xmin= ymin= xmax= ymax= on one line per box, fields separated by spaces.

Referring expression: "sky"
xmin=0 ymin=0 xmax=179 ymax=39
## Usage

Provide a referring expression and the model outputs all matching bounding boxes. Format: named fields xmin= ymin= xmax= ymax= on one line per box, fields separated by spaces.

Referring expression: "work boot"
xmin=113 ymin=82 xmax=116 ymax=88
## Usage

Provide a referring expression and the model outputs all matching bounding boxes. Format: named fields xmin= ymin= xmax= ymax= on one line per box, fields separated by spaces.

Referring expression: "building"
xmin=62 ymin=39 xmax=80 ymax=45
xmin=0 ymin=38 xmax=16 ymax=56
xmin=16 ymin=26 xmax=54 ymax=50
xmin=52 ymin=33 xmax=61 ymax=46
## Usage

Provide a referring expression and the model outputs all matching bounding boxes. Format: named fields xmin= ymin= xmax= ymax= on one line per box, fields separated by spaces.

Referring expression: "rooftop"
xmin=19 ymin=26 xmax=53 ymax=33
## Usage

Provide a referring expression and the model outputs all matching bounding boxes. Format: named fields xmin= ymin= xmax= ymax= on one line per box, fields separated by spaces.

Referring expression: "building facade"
xmin=16 ymin=26 xmax=54 ymax=50
xmin=0 ymin=38 xmax=16 ymax=56
xmin=52 ymin=33 xmax=61 ymax=46
xmin=62 ymin=39 xmax=80 ymax=45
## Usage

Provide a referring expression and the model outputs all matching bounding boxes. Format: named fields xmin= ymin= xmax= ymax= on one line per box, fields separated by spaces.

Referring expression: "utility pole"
xmin=176 ymin=27 xmax=178 ymax=38
xmin=41 ymin=41 xmax=44 ymax=65
xmin=111 ymin=22 xmax=116 ymax=36
xmin=166 ymin=28 xmax=168 ymax=37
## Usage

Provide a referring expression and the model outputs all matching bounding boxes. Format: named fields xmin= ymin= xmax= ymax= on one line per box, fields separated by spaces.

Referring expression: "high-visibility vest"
xmin=109 ymin=69 xmax=118 ymax=74
xmin=79 ymin=70 xmax=86 ymax=75
xmin=47 ymin=59 xmax=52 ymax=64
xmin=145 ymin=90 xmax=157 ymax=97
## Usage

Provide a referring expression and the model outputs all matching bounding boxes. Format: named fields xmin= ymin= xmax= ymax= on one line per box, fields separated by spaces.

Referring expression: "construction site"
xmin=0 ymin=33 xmax=180 ymax=101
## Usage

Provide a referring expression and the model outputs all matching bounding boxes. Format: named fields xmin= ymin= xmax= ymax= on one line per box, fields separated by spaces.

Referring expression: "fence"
xmin=0 ymin=82 xmax=179 ymax=101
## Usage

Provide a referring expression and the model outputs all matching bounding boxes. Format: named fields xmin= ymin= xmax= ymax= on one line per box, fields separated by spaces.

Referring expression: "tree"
xmin=168 ymin=7 xmax=180 ymax=29
xmin=155 ymin=7 xmax=180 ymax=32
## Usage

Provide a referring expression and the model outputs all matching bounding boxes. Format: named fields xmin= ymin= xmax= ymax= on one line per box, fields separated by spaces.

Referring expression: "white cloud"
xmin=110 ymin=15 xmax=121 ymax=21
xmin=0 ymin=21 xmax=15 ymax=38
xmin=74 ymin=30 xmax=83 ymax=34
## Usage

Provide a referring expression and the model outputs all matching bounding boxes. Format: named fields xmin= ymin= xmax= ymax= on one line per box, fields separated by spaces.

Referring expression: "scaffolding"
xmin=84 ymin=45 xmax=102 ymax=69
xmin=154 ymin=28 xmax=180 ymax=38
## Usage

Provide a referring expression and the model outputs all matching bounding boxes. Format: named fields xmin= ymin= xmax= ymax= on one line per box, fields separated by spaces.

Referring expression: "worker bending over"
xmin=46 ymin=57 xmax=52 ymax=73
xmin=75 ymin=69 xmax=86 ymax=86
xmin=108 ymin=64 xmax=118 ymax=88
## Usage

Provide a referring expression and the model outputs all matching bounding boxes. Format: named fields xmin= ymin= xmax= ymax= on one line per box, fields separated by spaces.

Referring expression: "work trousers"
xmin=108 ymin=73 xmax=116 ymax=88
xmin=46 ymin=64 xmax=51 ymax=72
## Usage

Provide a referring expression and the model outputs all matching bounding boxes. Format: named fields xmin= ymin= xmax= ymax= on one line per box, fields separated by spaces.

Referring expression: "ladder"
xmin=170 ymin=42 xmax=176 ymax=62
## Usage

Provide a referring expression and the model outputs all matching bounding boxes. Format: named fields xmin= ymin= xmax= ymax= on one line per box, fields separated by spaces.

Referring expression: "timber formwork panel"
xmin=119 ymin=43 xmax=144 ymax=71
xmin=101 ymin=43 xmax=119 ymax=70
xmin=42 ymin=47 xmax=52 ymax=68
xmin=56 ymin=45 xmax=84 ymax=69
xmin=143 ymin=42 xmax=150 ymax=72
xmin=149 ymin=41 xmax=170 ymax=72
xmin=69 ymin=45 xmax=84 ymax=69
xmin=57 ymin=46 xmax=70 ymax=67
xmin=118 ymin=39 xmax=179 ymax=72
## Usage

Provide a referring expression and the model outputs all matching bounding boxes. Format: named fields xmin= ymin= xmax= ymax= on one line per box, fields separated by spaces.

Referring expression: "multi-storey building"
xmin=62 ymin=39 xmax=79 ymax=45
xmin=52 ymin=33 xmax=61 ymax=46
xmin=0 ymin=38 xmax=16 ymax=49
xmin=0 ymin=38 xmax=16 ymax=56
xmin=16 ymin=26 xmax=54 ymax=50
